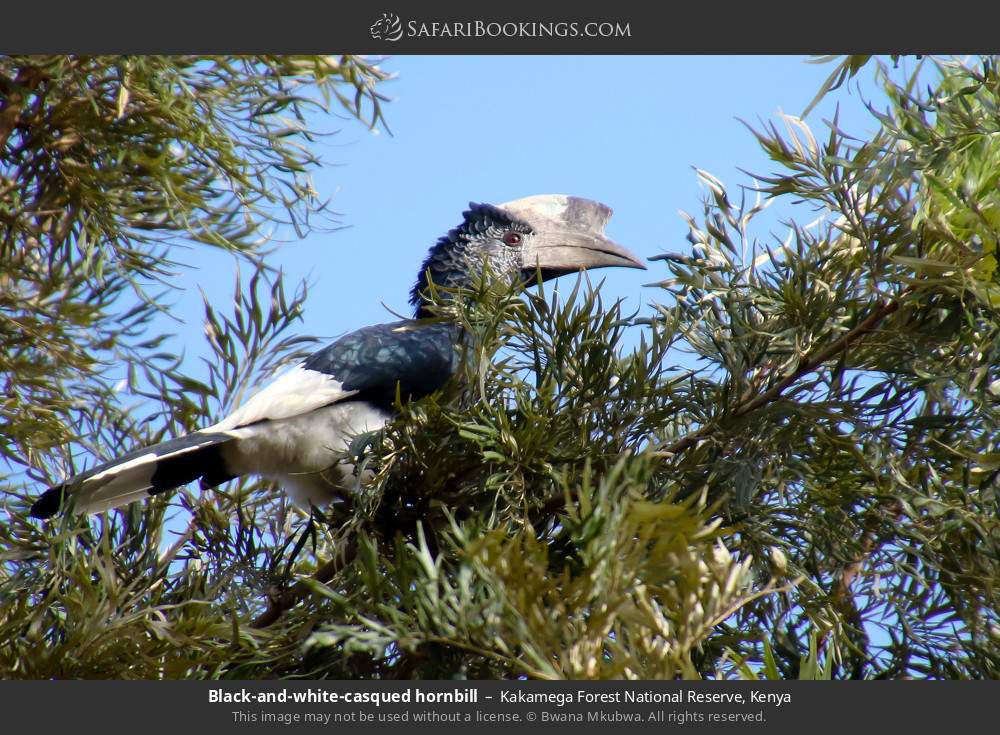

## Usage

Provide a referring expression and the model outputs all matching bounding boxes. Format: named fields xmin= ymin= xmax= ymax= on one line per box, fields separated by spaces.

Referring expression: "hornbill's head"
xmin=410 ymin=194 xmax=645 ymax=317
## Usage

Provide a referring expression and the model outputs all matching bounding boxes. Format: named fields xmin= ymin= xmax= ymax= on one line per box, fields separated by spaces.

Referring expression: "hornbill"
xmin=30 ymin=195 xmax=644 ymax=519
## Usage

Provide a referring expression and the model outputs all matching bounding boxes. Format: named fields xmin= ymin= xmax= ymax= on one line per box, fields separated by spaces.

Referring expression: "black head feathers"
xmin=409 ymin=202 xmax=529 ymax=317
xmin=407 ymin=196 xmax=643 ymax=319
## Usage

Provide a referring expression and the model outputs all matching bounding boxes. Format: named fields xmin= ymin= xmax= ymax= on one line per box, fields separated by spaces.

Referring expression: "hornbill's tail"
xmin=30 ymin=431 xmax=237 ymax=519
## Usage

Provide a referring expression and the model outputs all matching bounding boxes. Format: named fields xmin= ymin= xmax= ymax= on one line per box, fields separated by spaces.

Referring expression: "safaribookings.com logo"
xmin=369 ymin=13 xmax=631 ymax=41
xmin=370 ymin=13 xmax=404 ymax=41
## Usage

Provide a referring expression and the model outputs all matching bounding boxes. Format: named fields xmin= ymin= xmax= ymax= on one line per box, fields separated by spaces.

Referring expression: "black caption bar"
xmin=1 ymin=680 xmax=992 ymax=734
xmin=0 ymin=0 xmax=995 ymax=53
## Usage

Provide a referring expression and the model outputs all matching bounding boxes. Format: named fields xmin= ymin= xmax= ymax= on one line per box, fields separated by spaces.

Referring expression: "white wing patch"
xmin=219 ymin=400 xmax=392 ymax=509
xmin=206 ymin=364 xmax=355 ymax=432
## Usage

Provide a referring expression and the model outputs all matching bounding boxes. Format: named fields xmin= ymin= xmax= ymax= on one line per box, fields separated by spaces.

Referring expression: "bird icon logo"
xmin=370 ymin=13 xmax=403 ymax=41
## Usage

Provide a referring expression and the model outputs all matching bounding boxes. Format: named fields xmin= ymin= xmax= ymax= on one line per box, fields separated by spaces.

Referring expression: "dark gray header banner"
xmin=0 ymin=0 xmax=996 ymax=53
xmin=0 ymin=680 xmax=993 ymax=734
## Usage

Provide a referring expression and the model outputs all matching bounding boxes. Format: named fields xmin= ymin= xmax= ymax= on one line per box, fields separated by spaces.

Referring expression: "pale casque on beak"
xmin=498 ymin=194 xmax=646 ymax=278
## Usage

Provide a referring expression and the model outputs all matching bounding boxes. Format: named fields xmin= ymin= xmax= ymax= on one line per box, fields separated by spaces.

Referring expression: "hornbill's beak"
xmin=498 ymin=194 xmax=646 ymax=278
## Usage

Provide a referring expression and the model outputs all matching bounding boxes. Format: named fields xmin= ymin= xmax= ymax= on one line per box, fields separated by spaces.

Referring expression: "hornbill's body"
xmin=31 ymin=195 xmax=644 ymax=519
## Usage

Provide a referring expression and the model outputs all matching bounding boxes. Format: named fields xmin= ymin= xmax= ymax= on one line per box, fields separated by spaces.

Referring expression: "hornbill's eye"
xmin=502 ymin=231 xmax=523 ymax=246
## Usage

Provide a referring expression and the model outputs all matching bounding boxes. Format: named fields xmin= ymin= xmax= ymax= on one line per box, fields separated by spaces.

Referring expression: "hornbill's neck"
xmin=409 ymin=204 xmax=522 ymax=320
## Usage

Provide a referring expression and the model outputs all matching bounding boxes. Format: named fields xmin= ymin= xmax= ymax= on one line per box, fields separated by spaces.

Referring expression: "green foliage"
xmin=292 ymin=283 xmax=762 ymax=680
xmin=0 ymin=54 xmax=387 ymax=469
xmin=1 ymin=55 xmax=998 ymax=680
xmin=0 ymin=54 xmax=390 ymax=676
xmin=649 ymin=56 xmax=999 ymax=678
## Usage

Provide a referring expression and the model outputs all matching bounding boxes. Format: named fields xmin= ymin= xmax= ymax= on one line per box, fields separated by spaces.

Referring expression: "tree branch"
xmin=653 ymin=296 xmax=902 ymax=457
xmin=0 ymin=66 xmax=46 ymax=152
xmin=528 ymin=296 xmax=905 ymax=525
xmin=250 ymin=540 xmax=357 ymax=629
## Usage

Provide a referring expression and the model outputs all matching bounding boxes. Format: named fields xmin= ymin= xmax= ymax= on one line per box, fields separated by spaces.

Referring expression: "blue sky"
xmin=163 ymin=55 xmax=898 ymax=367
